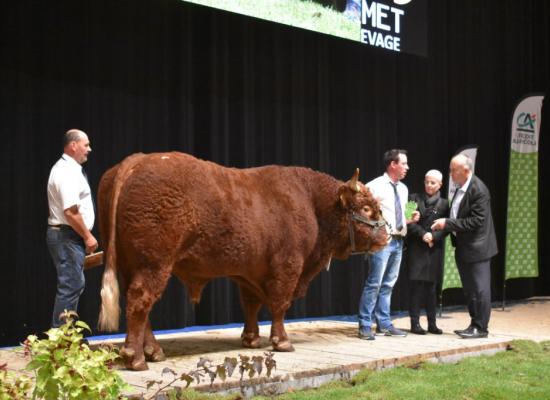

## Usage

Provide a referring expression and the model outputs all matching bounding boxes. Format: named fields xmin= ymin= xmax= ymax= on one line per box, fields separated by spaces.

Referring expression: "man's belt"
xmin=48 ymin=224 xmax=72 ymax=230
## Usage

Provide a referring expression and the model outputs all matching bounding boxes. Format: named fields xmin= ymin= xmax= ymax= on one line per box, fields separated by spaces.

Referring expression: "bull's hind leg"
xmin=238 ymin=285 xmax=262 ymax=348
xmin=122 ymin=267 xmax=171 ymax=370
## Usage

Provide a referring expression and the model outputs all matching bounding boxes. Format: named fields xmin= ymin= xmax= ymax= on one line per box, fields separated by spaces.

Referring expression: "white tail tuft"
xmin=98 ymin=267 xmax=120 ymax=331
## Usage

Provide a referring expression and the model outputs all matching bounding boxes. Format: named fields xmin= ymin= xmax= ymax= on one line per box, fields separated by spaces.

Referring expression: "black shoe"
xmin=358 ymin=327 xmax=375 ymax=341
xmin=410 ymin=323 xmax=427 ymax=335
xmin=428 ymin=325 xmax=443 ymax=334
xmin=457 ymin=327 xmax=488 ymax=339
xmin=453 ymin=325 xmax=473 ymax=335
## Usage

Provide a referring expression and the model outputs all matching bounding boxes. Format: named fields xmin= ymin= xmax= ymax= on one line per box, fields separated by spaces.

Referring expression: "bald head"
xmin=450 ymin=154 xmax=472 ymax=186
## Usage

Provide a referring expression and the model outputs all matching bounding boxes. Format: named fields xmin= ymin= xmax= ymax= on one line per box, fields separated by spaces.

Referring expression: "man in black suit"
xmin=431 ymin=154 xmax=498 ymax=338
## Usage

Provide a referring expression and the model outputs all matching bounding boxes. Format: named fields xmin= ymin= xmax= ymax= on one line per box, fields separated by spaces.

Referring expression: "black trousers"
xmin=456 ymin=259 xmax=492 ymax=331
xmin=409 ymin=280 xmax=437 ymax=323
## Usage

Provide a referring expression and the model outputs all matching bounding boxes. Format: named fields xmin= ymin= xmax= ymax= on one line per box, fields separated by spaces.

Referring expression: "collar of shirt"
xmin=457 ymin=173 xmax=472 ymax=193
xmin=367 ymin=173 xmax=407 ymax=236
xmin=61 ymin=153 xmax=82 ymax=171
xmin=382 ymin=172 xmax=402 ymax=187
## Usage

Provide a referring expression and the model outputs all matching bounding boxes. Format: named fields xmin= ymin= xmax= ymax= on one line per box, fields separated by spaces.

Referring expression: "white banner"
xmin=505 ymin=94 xmax=544 ymax=280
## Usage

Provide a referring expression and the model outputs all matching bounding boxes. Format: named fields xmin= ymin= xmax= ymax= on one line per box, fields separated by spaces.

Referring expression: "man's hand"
xmin=84 ymin=234 xmax=98 ymax=254
xmin=422 ymin=232 xmax=434 ymax=248
xmin=64 ymin=205 xmax=98 ymax=254
xmin=431 ymin=218 xmax=446 ymax=231
xmin=407 ymin=210 xmax=420 ymax=224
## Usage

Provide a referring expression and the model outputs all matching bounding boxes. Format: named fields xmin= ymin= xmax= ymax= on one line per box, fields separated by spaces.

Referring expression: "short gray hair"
xmin=63 ymin=129 xmax=85 ymax=146
xmin=452 ymin=154 xmax=474 ymax=171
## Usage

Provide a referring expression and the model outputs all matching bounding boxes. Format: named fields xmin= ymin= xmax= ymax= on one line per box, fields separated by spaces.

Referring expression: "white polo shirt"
xmin=47 ymin=154 xmax=95 ymax=230
xmin=366 ymin=173 xmax=408 ymax=236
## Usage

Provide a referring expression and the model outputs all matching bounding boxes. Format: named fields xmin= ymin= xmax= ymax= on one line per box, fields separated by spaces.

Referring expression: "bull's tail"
xmin=98 ymin=153 xmax=145 ymax=332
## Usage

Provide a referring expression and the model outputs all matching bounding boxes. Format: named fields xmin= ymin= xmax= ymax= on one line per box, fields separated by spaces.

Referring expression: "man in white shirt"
xmin=358 ymin=149 xmax=419 ymax=340
xmin=46 ymin=129 xmax=98 ymax=327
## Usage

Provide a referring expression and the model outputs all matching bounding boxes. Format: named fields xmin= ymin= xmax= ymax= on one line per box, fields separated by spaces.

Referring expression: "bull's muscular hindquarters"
xmin=97 ymin=152 xmax=387 ymax=370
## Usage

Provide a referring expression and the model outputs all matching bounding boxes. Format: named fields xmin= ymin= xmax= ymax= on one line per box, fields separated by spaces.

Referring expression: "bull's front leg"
xmin=238 ymin=284 xmax=262 ymax=348
xmin=266 ymin=258 xmax=302 ymax=352
xmin=268 ymin=300 xmax=295 ymax=352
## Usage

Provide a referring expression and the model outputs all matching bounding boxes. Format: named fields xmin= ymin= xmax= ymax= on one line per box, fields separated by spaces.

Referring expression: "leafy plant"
xmin=24 ymin=311 xmax=128 ymax=399
xmin=0 ymin=363 xmax=33 ymax=400
xmin=145 ymin=352 xmax=277 ymax=399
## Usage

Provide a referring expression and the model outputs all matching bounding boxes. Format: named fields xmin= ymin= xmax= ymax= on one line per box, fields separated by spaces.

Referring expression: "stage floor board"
xmin=2 ymin=297 xmax=549 ymax=398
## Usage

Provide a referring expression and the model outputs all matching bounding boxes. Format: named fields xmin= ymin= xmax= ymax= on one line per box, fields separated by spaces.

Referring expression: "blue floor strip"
xmin=1 ymin=311 xmax=410 ymax=348
xmin=87 ymin=314 xmax=362 ymax=341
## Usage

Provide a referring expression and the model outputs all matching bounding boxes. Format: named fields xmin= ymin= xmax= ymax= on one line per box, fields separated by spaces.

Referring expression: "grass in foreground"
xmin=137 ymin=340 xmax=550 ymax=399
xmin=252 ymin=340 xmax=550 ymax=400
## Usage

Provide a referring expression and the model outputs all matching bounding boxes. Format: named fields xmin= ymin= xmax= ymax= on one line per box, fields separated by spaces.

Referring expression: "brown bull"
xmin=97 ymin=152 xmax=388 ymax=370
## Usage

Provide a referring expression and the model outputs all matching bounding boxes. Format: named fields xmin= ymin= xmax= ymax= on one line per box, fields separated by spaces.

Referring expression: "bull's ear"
xmin=338 ymin=187 xmax=348 ymax=208
xmin=338 ymin=185 xmax=352 ymax=209
xmin=348 ymin=168 xmax=360 ymax=193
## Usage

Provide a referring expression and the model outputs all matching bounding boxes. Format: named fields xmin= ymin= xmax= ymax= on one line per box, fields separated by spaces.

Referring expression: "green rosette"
xmin=404 ymin=201 xmax=417 ymax=220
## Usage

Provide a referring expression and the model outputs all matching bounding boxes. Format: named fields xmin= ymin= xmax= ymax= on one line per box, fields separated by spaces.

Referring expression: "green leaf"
xmin=75 ymin=320 xmax=91 ymax=332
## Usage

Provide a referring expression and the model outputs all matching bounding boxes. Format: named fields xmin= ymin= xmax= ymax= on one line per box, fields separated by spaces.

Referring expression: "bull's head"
xmin=338 ymin=168 xmax=389 ymax=255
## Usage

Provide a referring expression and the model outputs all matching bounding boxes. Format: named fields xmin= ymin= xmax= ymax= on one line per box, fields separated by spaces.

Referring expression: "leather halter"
xmin=348 ymin=212 xmax=387 ymax=255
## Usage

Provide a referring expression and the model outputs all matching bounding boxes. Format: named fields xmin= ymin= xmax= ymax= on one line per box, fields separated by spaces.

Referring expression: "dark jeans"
xmin=46 ymin=225 xmax=85 ymax=327
xmin=409 ymin=280 xmax=437 ymax=324
xmin=456 ymin=258 xmax=492 ymax=331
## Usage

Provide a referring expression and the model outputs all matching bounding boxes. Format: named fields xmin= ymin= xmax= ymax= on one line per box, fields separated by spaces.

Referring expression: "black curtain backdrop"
xmin=1 ymin=0 xmax=549 ymax=346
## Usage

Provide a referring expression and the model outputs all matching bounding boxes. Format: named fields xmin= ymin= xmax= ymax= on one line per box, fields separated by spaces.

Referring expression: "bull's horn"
xmin=348 ymin=168 xmax=360 ymax=192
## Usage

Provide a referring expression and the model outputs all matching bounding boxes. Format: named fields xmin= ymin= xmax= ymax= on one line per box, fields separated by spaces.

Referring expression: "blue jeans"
xmin=358 ymin=238 xmax=403 ymax=330
xmin=46 ymin=226 xmax=86 ymax=327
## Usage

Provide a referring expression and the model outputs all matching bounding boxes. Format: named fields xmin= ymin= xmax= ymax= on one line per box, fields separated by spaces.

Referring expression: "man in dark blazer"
xmin=431 ymin=154 xmax=498 ymax=338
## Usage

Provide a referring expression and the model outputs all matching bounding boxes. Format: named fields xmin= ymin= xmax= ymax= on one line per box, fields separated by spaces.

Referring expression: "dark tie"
xmin=391 ymin=182 xmax=403 ymax=231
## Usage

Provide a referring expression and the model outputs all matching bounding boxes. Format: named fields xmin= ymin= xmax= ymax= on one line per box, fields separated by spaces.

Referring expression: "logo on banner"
xmin=512 ymin=111 xmax=538 ymax=149
xmin=517 ymin=112 xmax=536 ymax=132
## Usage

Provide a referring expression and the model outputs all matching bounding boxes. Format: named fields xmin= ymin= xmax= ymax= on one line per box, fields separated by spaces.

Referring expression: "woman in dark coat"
xmin=407 ymin=170 xmax=449 ymax=334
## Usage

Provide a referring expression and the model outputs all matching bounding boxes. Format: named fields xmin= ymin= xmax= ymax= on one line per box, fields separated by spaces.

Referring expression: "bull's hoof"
xmin=241 ymin=332 xmax=261 ymax=348
xmin=271 ymin=336 xmax=295 ymax=352
xmin=128 ymin=359 xmax=149 ymax=371
xmin=144 ymin=345 xmax=166 ymax=362
xmin=121 ymin=346 xmax=149 ymax=371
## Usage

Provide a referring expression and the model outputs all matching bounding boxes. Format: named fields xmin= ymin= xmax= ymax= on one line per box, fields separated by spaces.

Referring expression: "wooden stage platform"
xmin=2 ymin=297 xmax=549 ymax=398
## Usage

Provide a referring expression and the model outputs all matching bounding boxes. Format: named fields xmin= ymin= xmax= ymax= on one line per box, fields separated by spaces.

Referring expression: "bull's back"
xmin=99 ymin=152 xmax=331 ymax=272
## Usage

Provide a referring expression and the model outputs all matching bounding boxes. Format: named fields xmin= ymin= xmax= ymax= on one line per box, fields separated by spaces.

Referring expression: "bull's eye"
xmin=362 ymin=206 xmax=372 ymax=217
